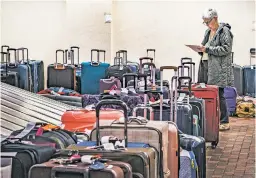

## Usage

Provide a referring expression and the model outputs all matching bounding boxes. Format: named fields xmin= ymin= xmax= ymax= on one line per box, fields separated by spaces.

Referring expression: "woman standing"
xmin=198 ymin=8 xmax=234 ymax=131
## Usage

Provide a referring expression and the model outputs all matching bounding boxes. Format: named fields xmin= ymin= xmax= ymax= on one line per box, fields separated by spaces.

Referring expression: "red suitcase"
xmin=190 ymin=84 xmax=220 ymax=148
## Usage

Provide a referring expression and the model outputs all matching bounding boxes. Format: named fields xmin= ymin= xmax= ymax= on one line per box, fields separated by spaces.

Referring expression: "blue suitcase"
xmin=81 ymin=49 xmax=109 ymax=94
xmin=3 ymin=48 xmax=31 ymax=91
xmin=179 ymin=133 xmax=206 ymax=178
xmin=243 ymin=48 xmax=256 ymax=97
xmin=17 ymin=48 xmax=44 ymax=93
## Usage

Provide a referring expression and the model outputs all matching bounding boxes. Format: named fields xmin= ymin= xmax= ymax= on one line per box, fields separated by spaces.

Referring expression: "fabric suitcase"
xmin=81 ymin=49 xmax=110 ymax=94
xmin=29 ymin=160 xmax=124 ymax=178
xmin=105 ymin=62 xmax=132 ymax=83
xmin=224 ymin=87 xmax=237 ymax=116
xmin=232 ymin=63 xmax=243 ymax=96
xmin=2 ymin=48 xmax=31 ymax=91
xmin=89 ymin=99 xmax=169 ymax=178
xmin=61 ymin=146 xmax=156 ymax=178
xmin=99 ymin=77 xmax=121 ymax=93
xmin=189 ymin=84 xmax=220 ymax=148
xmin=47 ymin=49 xmax=76 ymax=90
xmin=61 ymin=109 xmax=124 ymax=132
xmin=179 ymin=133 xmax=206 ymax=178
xmin=0 ymin=69 xmax=19 ymax=87
xmin=179 ymin=149 xmax=198 ymax=178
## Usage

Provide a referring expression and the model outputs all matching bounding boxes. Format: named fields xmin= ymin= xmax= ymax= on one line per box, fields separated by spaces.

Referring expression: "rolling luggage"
xmin=179 ymin=149 xmax=198 ymax=178
xmin=224 ymin=87 xmax=237 ymax=116
xmin=47 ymin=49 xmax=76 ymax=90
xmin=2 ymin=48 xmax=31 ymax=91
xmin=1 ymin=52 xmax=19 ymax=87
xmin=1 ymin=129 xmax=56 ymax=178
xmin=81 ymin=49 xmax=110 ymax=94
xmin=17 ymin=47 xmax=44 ymax=93
xmin=89 ymin=99 xmax=169 ymax=178
xmin=116 ymin=50 xmax=139 ymax=73
xmin=231 ymin=52 xmax=243 ymax=96
xmin=100 ymin=77 xmax=121 ymax=93
xmin=61 ymin=108 xmax=124 ymax=132
xmin=29 ymin=160 xmax=124 ymax=178
xmin=243 ymin=48 xmax=256 ymax=97
xmin=181 ymin=61 xmax=219 ymax=148
xmin=179 ymin=133 xmax=206 ymax=178
xmin=70 ymin=46 xmax=82 ymax=93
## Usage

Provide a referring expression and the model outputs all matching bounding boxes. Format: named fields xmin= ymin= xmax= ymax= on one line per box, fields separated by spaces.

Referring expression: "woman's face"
xmin=203 ymin=17 xmax=215 ymax=29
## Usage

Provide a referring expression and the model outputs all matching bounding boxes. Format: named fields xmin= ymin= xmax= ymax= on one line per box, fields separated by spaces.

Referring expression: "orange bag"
xmin=61 ymin=109 xmax=124 ymax=132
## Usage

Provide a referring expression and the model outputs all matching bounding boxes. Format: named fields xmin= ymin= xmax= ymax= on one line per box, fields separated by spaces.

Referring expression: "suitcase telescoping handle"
xmin=250 ymin=48 xmax=255 ymax=65
xmin=178 ymin=65 xmax=190 ymax=77
xmin=70 ymin=46 xmax=80 ymax=65
xmin=95 ymin=99 xmax=129 ymax=147
xmin=7 ymin=48 xmax=18 ymax=66
xmin=182 ymin=61 xmax=195 ymax=83
xmin=51 ymin=166 xmax=88 ymax=178
xmin=122 ymin=73 xmax=138 ymax=89
xmin=64 ymin=49 xmax=69 ymax=64
xmin=159 ymin=66 xmax=178 ymax=122
xmin=17 ymin=48 xmax=29 ymax=63
xmin=141 ymin=62 xmax=156 ymax=85
xmin=116 ymin=50 xmax=127 ymax=65
xmin=1 ymin=45 xmax=9 ymax=52
xmin=1 ymin=52 xmax=9 ymax=76
xmin=99 ymin=49 xmax=106 ymax=62
xmin=91 ymin=49 xmax=100 ymax=64
xmin=146 ymin=49 xmax=156 ymax=63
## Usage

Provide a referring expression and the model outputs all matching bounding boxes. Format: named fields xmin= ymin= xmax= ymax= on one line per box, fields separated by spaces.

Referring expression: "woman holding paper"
xmin=198 ymin=8 xmax=234 ymax=131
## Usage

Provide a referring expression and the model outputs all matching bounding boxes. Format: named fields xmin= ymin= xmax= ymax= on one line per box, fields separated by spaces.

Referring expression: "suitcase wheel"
xmin=211 ymin=141 xmax=218 ymax=149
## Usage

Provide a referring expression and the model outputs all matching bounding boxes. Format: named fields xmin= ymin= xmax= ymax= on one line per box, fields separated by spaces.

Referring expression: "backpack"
xmin=236 ymin=99 xmax=255 ymax=118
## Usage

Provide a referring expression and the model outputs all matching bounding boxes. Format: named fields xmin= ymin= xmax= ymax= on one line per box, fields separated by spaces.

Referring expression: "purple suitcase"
xmin=224 ymin=87 xmax=237 ymax=116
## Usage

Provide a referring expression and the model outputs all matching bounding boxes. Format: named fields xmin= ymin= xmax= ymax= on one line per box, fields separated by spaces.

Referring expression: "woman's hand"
xmin=198 ymin=46 xmax=206 ymax=52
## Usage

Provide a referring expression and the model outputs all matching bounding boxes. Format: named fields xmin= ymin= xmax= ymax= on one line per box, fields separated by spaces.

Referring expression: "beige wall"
xmin=112 ymin=1 xmax=255 ymax=80
xmin=1 ymin=0 xmax=111 ymax=86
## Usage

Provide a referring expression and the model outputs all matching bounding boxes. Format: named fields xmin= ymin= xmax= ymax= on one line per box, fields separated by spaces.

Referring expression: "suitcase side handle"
xmin=71 ymin=46 xmax=80 ymax=65
xmin=51 ymin=166 xmax=88 ymax=178
xmin=95 ymin=99 xmax=129 ymax=147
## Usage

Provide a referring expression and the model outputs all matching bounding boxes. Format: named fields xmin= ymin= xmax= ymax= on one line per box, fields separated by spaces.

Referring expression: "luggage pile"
xmin=1 ymin=46 xmax=254 ymax=178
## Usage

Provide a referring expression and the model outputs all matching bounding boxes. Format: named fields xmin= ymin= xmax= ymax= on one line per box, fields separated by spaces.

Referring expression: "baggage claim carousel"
xmin=0 ymin=82 xmax=79 ymax=136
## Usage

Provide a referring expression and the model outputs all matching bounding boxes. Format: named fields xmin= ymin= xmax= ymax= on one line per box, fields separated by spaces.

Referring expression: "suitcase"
xmin=89 ymin=99 xmax=169 ymax=178
xmin=47 ymin=49 xmax=76 ymax=90
xmin=59 ymin=146 xmax=156 ymax=178
xmin=181 ymin=61 xmax=220 ymax=148
xmin=2 ymin=48 xmax=32 ymax=91
xmin=17 ymin=47 xmax=44 ymax=93
xmin=69 ymin=47 xmax=82 ymax=93
xmin=243 ymin=48 xmax=256 ymax=97
xmin=224 ymin=87 xmax=237 ymax=116
xmin=1 ymin=134 xmax=56 ymax=178
xmin=179 ymin=133 xmax=206 ymax=178
xmin=233 ymin=64 xmax=243 ymax=96
xmin=179 ymin=149 xmax=198 ymax=178
xmin=29 ymin=160 xmax=124 ymax=178
xmin=99 ymin=77 xmax=122 ymax=93
xmin=1 ymin=52 xmax=19 ymax=87
xmin=146 ymin=49 xmax=161 ymax=80
xmin=61 ymin=109 xmax=124 ymax=132
xmin=81 ymin=49 xmax=110 ymax=94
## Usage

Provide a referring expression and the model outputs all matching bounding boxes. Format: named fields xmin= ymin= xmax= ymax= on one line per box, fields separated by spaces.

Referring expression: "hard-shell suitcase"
xmin=81 ymin=49 xmax=110 ymax=94
xmin=224 ymin=87 xmax=237 ymax=116
xmin=47 ymin=49 xmax=76 ymax=90
xmin=100 ymin=77 xmax=121 ymax=93
xmin=29 ymin=160 xmax=124 ymax=178
xmin=62 ymin=146 xmax=156 ymax=178
xmin=233 ymin=63 xmax=243 ymax=96
xmin=2 ymin=48 xmax=32 ymax=91
xmin=181 ymin=61 xmax=219 ymax=148
xmin=243 ymin=48 xmax=256 ymax=97
xmin=90 ymin=99 xmax=169 ymax=178
xmin=179 ymin=133 xmax=206 ymax=178
xmin=61 ymin=108 xmax=124 ymax=132
xmin=17 ymin=47 xmax=44 ymax=93
xmin=1 ymin=52 xmax=19 ymax=87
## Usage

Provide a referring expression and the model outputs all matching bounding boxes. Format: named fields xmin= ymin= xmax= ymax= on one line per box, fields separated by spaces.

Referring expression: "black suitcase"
xmin=179 ymin=133 xmax=206 ymax=178
xmin=1 ymin=137 xmax=56 ymax=178
xmin=231 ymin=52 xmax=243 ymax=96
xmin=47 ymin=50 xmax=76 ymax=90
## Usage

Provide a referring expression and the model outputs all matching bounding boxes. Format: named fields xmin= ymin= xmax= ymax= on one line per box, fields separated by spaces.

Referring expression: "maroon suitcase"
xmin=29 ymin=160 xmax=124 ymax=178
